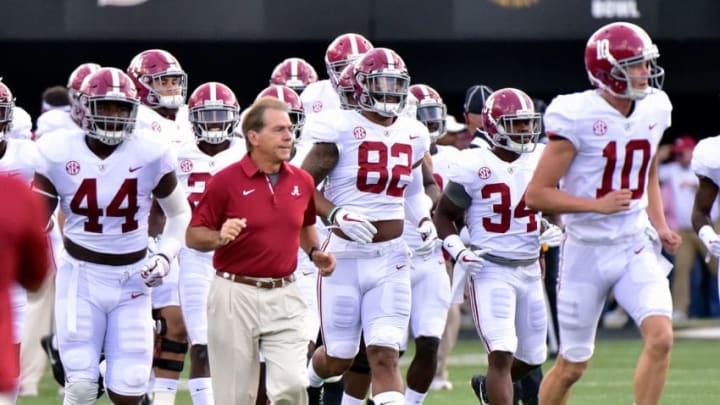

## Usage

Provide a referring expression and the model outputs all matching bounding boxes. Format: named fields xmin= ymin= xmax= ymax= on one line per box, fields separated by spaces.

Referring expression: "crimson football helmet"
xmin=187 ymin=82 xmax=240 ymax=144
xmin=325 ymin=33 xmax=374 ymax=88
xmin=481 ymin=88 xmax=541 ymax=154
xmin=336 ymin=64 xmax=359 ymax=110
xmin=256 ymin=85 xmax=305 ymax=137
xmin=0 ymin=82 xmax=14 ymax=139
xmin=585 ymin=22 xmax=664 ymax=100
xmin=79 ymin=67 xmax=140 ymax=145
xmin=408 ymin=84 xmax=447 ymax=141
xmin=127 ymin=49 xmax=187 ymax=108
xmin=269 ymin=58 xmax=318 ymax=94
xmin=353 ymin=48 xmax=410 ymax=117
xmin=67 ymin=63 xmax=102 ymax=125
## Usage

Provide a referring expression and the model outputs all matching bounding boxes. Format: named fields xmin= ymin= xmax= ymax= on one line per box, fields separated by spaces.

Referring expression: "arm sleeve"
xmin=156 ymin=184 xmax=192 ymax=259
xmin=404 ymin=165 xmax=432 ymax=225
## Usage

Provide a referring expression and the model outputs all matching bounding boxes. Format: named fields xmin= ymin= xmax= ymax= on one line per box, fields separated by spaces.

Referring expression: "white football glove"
xmin=699 ymin=225 xmax=720 ymax=258
xmin=331 ymin=207 xmax=378 ymax=244
xmin=415 ymin=218 xmax=440 ymax=256
xmin=539 ymin=220 xmax=563 ymax=248
xmin=140 ymin=254 xmax=170 ymax=288
xmin=450 ymin=248 xmax=488 ymax=304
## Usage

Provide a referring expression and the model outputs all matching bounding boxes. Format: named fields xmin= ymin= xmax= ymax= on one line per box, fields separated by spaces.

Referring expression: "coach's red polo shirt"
xmin=190 ymin=154 xmax=316 ymax=278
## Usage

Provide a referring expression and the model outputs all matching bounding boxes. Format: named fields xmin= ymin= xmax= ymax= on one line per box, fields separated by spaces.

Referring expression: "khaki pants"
xmin=673 ymin=228 xmax=718 ymax=313
xmin=207 ymin=277 xmax=309 ymax=405
xmin=19 ymin=272 xmax=55 ymax=395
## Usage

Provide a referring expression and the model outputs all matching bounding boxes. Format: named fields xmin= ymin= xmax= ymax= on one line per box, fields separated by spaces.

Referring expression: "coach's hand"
xmin=219 ymin=218 xmax=247 ymax=246
xmin=311 ymin=250 xmax=336 ymax=276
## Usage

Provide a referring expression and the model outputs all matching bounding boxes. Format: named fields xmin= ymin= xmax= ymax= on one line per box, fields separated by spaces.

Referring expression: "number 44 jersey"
xmin=35 ymin=130 xmax=176 ymax=254
xmin=304 ymin=109 xmax=430 ymax=221
xmin=544 ymin=89 xmax=672 ymax=242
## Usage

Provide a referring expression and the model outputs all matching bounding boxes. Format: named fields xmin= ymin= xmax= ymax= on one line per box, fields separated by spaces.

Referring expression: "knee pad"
xmin=154 ymin=338 xmax=189 ymax=372
xmin=64 ymin=381 xmax=99 ymax=405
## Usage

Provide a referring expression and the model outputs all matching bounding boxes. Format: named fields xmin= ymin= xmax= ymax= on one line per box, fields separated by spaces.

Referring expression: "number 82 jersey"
xmin=304 ymin=109 xmax=429 ymax=221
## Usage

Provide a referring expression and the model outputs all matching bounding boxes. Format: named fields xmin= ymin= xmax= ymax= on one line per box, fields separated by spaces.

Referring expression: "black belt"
xmin=64 ymin=237 xmax=147 ymax=266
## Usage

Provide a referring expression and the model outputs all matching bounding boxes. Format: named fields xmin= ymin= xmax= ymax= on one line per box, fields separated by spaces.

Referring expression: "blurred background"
xmin=3 ymin=0 xmax=720 ymax=142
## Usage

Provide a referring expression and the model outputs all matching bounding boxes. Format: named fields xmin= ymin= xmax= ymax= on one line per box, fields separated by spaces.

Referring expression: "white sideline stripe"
xmin=674 ymin=326 xmax=720 ymax=339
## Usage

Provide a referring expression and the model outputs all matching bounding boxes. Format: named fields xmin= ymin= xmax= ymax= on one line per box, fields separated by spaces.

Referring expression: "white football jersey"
xmin=135 ymin=104 xmax=194 ymax=149
xmin=450 ymin=145 xmax=545 ymax=260
xmin=8 ymin=106 xmax=33 ymax=140
xmin=176 ymin=138 xmax=246 ymax=209
xmin=692 ymin=135 xmax=720 ymax=188
xmin=300 ymin=79 xmax=340 ymax=116
xmin=544 ymin=89 xmax=672 ymax=241
xmin=305 ymin=109 xmax=430 ymax=220
xmin=35 ymin=109 xmax=77 ymax=139
xmin=35 ymin=130 xmax=175 ymax=254
xmin=431 ymin=144 xmax=462 ymax=190
xmin=0 ymin=139 xmax=39 ymax=185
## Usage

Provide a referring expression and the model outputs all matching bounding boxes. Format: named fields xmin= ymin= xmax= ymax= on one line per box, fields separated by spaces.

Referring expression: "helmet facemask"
xmin=142 ymin=71 xmax=188 ymax=108
xmin=491 ymin=112 xmax=542 ymax=154
xmin=358 ymin=72 xmax=410 ymax=117
xmin=190 ymin=106 xmax=239 ymax=144
xmin=0 ymin=99 xmax=15 ymax=140
xmin=608 ymin=49 xmax=664 ymax=100
xmin=82 ymin=97 xmax=139 ymax=146
xmin=416 ymin=103 xmax=447 ymax=141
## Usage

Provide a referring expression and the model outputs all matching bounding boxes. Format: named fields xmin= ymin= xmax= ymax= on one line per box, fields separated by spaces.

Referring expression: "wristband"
xmin=326 ymin=206 xmax=341 ymax=224
xmin=308 ymin=246 xmax=320 ymax=262
xmin=442 ymin=234 xmax=466 ymax=261
xmin=699 ymin=225 xmax=717 ymax=245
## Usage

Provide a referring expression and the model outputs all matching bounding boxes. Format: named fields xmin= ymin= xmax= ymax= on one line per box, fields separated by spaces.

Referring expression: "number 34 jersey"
xmin=304 ymin=109 xmax=430 ymax=221
xmin=35 ymin=131 xmax=176 ymax=254
xmin=544 ymin=89 xmax=672 ymax=241
xmin=450 ymin=145 xmax=545 ymax=260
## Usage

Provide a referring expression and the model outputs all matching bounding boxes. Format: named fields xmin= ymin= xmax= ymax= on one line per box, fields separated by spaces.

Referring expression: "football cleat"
xmin=471 ymin=374 xmax=490 ymax=405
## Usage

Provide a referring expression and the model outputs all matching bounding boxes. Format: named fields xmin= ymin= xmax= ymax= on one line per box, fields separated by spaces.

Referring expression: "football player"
xmin=127 ymin=49 xmax=193 ymax=404
xmin=33 ymin=67 xmax=191 ymax=405
xmin=302 ymin=48 xmax=433 ymax=405
xmin=525 ymin=22 xmax=680 ymax=405
xmin=300 ymin=33 xmax=373 ymax=116
xmin=176 ymin=82 xmax=244 ymax=405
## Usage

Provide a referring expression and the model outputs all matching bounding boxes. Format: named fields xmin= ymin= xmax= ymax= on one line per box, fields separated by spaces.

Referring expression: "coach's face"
xmin=250 ymin=108 xmax=294 ymax=164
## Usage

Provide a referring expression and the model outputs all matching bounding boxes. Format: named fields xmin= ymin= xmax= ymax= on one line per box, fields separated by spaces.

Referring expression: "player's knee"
xmin=366 ymin=345 xmax=399 ymax=371
xmin=349 ymin=349 xmax=371 ymax=375
xmin=556 ymin=357 xmax=589 ymax=386
xmin=64 ymin=381 xmax=99 ymax=405
xmin=644 ymin=324 xmax=673 ymax=357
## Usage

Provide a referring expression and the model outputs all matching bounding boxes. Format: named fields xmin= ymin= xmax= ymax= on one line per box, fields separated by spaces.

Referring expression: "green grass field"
xmin=17 ymin=338 xmax=720 ymax=404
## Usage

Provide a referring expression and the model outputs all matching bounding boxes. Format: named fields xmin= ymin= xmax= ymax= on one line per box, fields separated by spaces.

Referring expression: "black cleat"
xmin=470 ymin=374 xmax=490 ymax=405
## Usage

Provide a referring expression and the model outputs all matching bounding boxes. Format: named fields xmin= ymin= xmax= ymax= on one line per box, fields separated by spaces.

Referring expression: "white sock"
xmin=340 ymin=392 xmax=365 ymax=405
xmin=152 ymin=377 xmax=178 ymax=405
xmin=307 ymin=363 xmax=325 ymax=388
xmin=188 ymin=377 xmax=214 ymax=405
xmin=372 ymin=390 xmax=404 ymax=405
xmin=404 ymin=387 xmax=427 ymax=404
